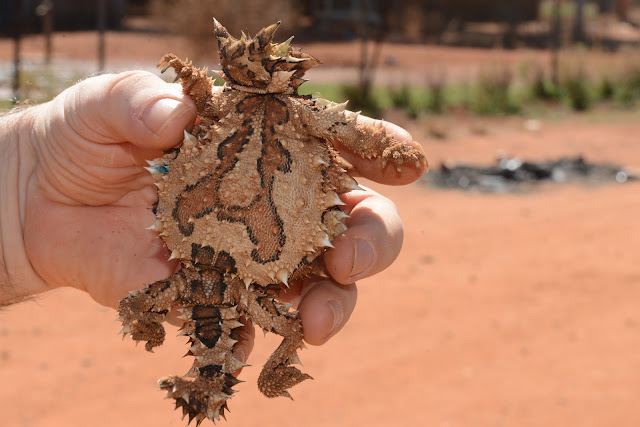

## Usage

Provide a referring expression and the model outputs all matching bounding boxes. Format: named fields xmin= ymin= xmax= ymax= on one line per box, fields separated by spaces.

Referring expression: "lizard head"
xmin=213 ymin=18 xmax=320 ymax=94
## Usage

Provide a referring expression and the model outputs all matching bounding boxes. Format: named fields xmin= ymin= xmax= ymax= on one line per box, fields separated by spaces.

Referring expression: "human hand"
xmin=278 ymin=119 xmax=426 ymax=346
xmin=4 ymin=71 xmax=425 ymax=357
xmin=18 ymin=71 xmax=196 ymax=308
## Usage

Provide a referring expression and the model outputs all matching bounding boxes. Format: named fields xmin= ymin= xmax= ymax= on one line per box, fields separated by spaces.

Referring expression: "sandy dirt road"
xmin=2 ymin=109 xmax=639 ymax=426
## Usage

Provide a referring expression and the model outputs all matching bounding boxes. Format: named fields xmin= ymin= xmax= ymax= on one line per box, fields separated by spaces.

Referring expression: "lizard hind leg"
xmin=118 ymin=276 xmax=182 ymax=352
xmin=161 ymin=304 xmax=246 ymax=423
xmin=244 ymin=287 xmax=312 ymax=398
xmin=258 ymin=336 xmax=313 ymax=399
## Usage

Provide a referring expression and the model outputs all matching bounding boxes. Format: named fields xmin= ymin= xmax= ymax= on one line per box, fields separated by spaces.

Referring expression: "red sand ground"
xmin=1 ymin=32 xmax=639 ymax=427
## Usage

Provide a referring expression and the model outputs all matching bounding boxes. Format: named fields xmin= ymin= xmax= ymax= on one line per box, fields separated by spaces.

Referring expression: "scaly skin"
xmin=118 ymin=18 xmax=427 ymax=425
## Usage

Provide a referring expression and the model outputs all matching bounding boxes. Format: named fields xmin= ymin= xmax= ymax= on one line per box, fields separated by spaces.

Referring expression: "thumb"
xmin=59 ymin=71 xmax=196 ymax=150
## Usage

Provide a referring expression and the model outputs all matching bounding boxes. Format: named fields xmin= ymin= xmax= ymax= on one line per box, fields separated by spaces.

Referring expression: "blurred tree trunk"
xmin=573 ymin=0 xmax=586 ymax=43
xmin=36 ymin=0 xmax=54 ymax=65
xmin=600 ymin=0 xmax=614 ymax=14
xmin=355 ymin=1 xmax=389 ymax=99
xmin=97 ymin=0 xmax=106 ymax=71
xmin=551 ymin=0 xmax=562 ymax=86
xmin=504 ymin=0 xmax=519 ymax=49
xmin=615 ymin=0 xmax=631 ymax=21
xmin=12 ymin=0 xmax=23 ymax=102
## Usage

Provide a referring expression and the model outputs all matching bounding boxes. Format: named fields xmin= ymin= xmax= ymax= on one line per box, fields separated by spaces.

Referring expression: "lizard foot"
xmin=257 ymin=339 xmax=312 ymax=399
xmin=381 ymin=141 xmax=428 ymax=173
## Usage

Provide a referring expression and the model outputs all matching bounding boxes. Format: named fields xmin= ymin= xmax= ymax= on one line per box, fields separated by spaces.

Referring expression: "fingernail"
xmin=349 ymin=239 xmax=375 ymax=279
xmin=327 ymin=299 xmax=343 ymax=337
xmin=142 ymin=98 xmax=187 ymax=135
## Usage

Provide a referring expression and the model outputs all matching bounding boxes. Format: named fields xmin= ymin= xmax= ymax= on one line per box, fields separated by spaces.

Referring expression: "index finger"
xmin=331 ymin=115 xmax=427 ymax=186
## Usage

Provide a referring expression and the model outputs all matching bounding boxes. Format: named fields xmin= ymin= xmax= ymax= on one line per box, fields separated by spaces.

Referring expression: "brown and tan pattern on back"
xmin=117 ymin=18 xmax=427 ymax=425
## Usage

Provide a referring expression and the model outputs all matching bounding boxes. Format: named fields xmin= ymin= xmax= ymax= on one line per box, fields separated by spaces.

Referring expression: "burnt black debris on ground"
xmin=423 ymin=155 xmax=639 ymax=193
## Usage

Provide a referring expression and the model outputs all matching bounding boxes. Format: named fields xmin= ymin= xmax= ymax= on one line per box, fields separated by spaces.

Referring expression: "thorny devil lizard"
xmin=118 ymin=18 xmax=428 ymax=425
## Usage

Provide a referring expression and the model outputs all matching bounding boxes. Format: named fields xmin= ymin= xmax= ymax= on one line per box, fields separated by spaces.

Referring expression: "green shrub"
xmin=531 ymin=69 xmax=560 ymax=101
xmin=12 ymin=66 xmax=84 ymax=105
xmin=470 ymin=67 xmax=520 ymax=115
xmin=615 ymin=62 xmax=640 ymax=108
xmin=298 ymin=83 xmax=346 ymax=103
xmin=426 ymin=77 xmax=446 ymax=114
xmin=597 ymin=75 xmax=615 ymax=101
xmin=562 ymin=69 xmax=591 ymax=111
xmin=389 ymin=84 xmax=420 ymax=118
xmin=390 ymin=84 xmax=412 ymax=109
xmin=339 ymin=84 xmax=384 ymax=118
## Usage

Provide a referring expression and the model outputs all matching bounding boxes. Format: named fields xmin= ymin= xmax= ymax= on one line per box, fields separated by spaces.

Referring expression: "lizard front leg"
xmin=158 ymin=54 xmax=216 ymax=117
xmin=157 ymin=54 xmax=242 ymax=128
xmin=290 ymin=97 xmax=428 ymax=172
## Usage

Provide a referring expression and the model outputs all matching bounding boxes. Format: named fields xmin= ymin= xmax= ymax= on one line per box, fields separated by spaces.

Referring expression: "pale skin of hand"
xmin=2 ymin=71 xmax=425 ymax=364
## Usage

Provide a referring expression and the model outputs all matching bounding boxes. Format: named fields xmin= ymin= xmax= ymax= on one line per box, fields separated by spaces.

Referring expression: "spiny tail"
xmin=159 ymin=304 xmax=246 ymax=424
